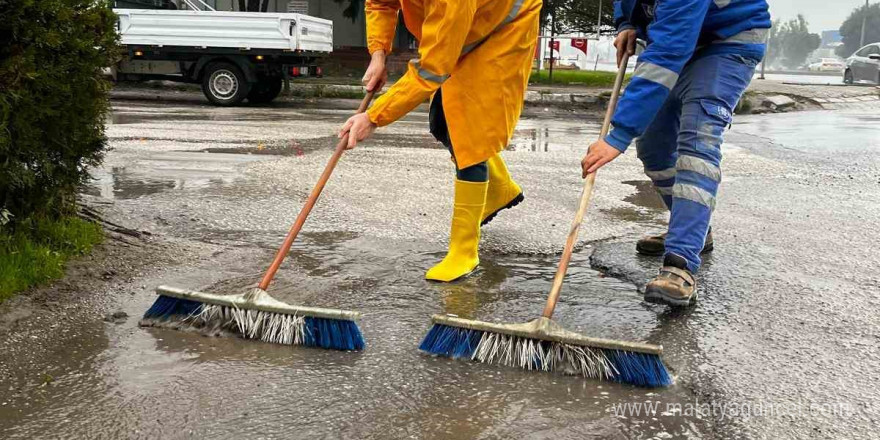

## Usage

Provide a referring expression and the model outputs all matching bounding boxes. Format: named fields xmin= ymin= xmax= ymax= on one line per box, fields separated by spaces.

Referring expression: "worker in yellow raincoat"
xmin=338 ymin=0 xmax=542 ymax=282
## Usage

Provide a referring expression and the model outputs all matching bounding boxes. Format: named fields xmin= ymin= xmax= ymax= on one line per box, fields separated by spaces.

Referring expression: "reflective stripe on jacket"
xmin=606 ymin=0 xmax=770 ymax=153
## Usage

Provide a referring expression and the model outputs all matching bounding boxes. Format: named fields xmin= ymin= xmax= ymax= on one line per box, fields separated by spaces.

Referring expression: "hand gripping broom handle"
xmin=541 ymin=55 xmax=630 ymax=318
xmin=258 ymin=91 xmax=376 ymax=291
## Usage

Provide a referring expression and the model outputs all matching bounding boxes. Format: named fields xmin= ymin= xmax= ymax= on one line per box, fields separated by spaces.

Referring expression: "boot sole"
xmin=644 ymin=288 xmax=698 ymax=308
xmin=425 ymin=266 xmax=478 ymax=283
xmin=636 ymin=241 xmax=715 ymax=257
xmin=481 ymin=193 xmax=524 ymax=226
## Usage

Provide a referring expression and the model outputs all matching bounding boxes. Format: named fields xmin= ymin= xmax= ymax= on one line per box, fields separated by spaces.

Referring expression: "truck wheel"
xmin=202 ymin=62 xmax=250 ymax=106
xmin=247 ymin=76 xmax=283 ymax=104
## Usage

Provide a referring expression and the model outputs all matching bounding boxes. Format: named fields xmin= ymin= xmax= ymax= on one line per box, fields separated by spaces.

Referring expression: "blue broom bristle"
xmin=142 ymin=295 xmax=365 ymax=351
xmin=143 ymin=294 xmax=204 ymax=320
xmin=419 ymin=323 xmax=672 ymax=388
xmin=418 ymin=323 xmax=483 ymax=359
xmin=606 ymin=350 xmax=672 ymax=388
xmin=303 ymin=317 xmax=366 ymax=351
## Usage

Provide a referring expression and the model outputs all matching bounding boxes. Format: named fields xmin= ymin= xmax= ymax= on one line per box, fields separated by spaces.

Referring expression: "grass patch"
xmin=529 ymin=69 xmax=627 ymax=87
xmin=0 ymin=216 xmax=103 ymax=302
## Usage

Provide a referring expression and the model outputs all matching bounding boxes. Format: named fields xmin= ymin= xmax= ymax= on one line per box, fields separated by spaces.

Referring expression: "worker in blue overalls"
xmin=581 ymin=0 xmax=770 ymax=307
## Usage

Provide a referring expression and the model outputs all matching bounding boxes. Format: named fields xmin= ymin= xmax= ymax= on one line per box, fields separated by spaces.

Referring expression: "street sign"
xmin=571 ymin=38 xmax=588 ymax=55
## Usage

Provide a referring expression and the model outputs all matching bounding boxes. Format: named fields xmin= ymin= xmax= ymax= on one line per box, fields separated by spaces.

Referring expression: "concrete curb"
xmin=811 ymin=94 xmax=880 ymax=110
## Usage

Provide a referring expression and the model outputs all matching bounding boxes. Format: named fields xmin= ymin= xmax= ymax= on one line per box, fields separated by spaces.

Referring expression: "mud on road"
xmin=1 ymin=96 xmax=879 ymax=439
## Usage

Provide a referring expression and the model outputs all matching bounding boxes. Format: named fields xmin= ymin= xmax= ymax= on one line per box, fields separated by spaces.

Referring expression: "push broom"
xmin=419 ymin=55 xmax=672 ymax=387
xmin=140 ymin=92 xmax=377 ymax=351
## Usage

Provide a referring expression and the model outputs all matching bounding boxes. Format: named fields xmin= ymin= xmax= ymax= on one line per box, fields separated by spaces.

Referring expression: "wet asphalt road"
xmin=1 ymin=95 xmax=879 ymax=439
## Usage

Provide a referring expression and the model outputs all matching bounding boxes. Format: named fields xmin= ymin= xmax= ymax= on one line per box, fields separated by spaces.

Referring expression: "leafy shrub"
xmin=0 ymin=0 xmax=118 ymax=222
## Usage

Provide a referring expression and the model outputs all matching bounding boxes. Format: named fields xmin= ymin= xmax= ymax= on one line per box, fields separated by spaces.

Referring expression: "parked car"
xmin=808 ymin=58 xmax=845 ymax=72
xmin=844 ymin=43 xmax=880 ymax=85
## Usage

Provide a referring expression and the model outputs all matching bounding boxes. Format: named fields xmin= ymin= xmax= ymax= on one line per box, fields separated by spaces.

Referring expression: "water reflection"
xmin=84 ymin=152 xmax=271 ymax=200
xmin=508 ymin=120 xmax=600 ymax=152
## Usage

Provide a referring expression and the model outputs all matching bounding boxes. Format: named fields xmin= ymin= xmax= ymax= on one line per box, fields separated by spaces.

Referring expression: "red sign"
xmin=548 ymin=40 xmax=560 ymax=51
xmin=571 ymin=38 xmax=588 ymax=55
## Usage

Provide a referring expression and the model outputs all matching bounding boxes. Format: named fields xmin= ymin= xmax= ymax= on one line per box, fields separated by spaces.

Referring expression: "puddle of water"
xmin=598 ymin=180 xmax=667 ymax=225
xmin=0 ymin=232 xmax=705 ymax=439
xmin=9 ymin=103 xmax=712 ymax=438
xmin=85 ymin=151 xmax=272 ymax=200
xmin=734 ymin=111 xmax=880 ymax=153
xmin=508 ymin=120 xmax=600 ymax=152
xmin=622 ymin=180 xmax=668 ymax=211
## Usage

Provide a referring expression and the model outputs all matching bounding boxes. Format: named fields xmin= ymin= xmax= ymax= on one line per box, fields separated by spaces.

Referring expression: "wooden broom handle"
xmin=258 ymin=91 xmax=376 ymax=291
xmin=541 ymin=55 xmax=630 ymax=318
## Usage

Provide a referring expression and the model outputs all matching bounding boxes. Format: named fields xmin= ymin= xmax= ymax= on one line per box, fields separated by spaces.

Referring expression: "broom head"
xmin=419 ymin=314 xmax=671 ymax=387
xmin=141 ymin=285 xmax=364 ymax=351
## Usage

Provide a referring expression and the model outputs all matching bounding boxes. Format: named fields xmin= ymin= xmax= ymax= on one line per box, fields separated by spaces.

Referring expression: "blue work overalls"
xmin=607 ymin=0 xmax=771 ymax=272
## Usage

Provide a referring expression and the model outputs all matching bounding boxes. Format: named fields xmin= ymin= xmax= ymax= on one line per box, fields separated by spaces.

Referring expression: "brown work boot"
xmin=636 ymin=227 xmax=714 ymax=256
xmin=644 ymin=254 xmax=698 ymax=307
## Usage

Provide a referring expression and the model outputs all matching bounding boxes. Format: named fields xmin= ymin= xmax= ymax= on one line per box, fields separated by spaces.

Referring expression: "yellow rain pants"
xmin=365 ymin=0 xmax=542 ymax=169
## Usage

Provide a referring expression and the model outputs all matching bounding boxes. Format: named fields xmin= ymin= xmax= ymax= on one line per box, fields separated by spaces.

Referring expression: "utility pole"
xmin=593 ymin=0 xmax=603 ymax=71
xmin=860 ymin=0 xmax=869 ymax=48
xmin=538 ymin=10 xmax=545 ymax=73
xmin=549 ymin=6 xmax=555 ymax=84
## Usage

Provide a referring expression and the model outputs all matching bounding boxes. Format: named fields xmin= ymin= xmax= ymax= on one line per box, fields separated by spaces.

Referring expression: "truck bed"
xmin=115 ymin=9 xmax=333 ymax=53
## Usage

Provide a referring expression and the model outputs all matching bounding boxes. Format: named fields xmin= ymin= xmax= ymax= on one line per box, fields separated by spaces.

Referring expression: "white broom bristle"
xmin=472 ymin=332 xmax=618 ymax=380
xmin=192 ymin=304 xmax=308 ymax=345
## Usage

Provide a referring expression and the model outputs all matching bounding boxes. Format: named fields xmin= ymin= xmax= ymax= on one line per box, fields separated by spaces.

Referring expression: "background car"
xmin=808 ymin=58 xmax=845 ymax=72
xmin=844 ymin=43 xmax=880 ymax=84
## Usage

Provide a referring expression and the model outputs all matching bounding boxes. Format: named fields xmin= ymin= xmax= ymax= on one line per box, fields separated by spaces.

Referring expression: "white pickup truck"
xmin=112 ymin=1 xmax=333 ymax=106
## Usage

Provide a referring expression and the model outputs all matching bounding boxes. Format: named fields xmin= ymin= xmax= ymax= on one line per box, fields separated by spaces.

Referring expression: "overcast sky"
xmin=768 ymin=0 xmax=868 ymax=33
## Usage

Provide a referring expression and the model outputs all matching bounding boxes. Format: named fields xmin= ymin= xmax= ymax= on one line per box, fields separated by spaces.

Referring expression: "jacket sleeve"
xmin=614 ymin=1 xmax=634 ymax=32
xmin=367 ymin=0 xmax=476 ymax=127
xmin=605 ymin=0 xmax=711 ymax=152
xmin=365 ymin=0 xmax=401 ymax=55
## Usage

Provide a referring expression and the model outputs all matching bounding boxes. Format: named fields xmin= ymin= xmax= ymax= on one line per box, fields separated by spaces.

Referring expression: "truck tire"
xmin=247 ymin=76 xmax=283 ymax=104
xmin=202 ymin=62 xmax=250 ymax=106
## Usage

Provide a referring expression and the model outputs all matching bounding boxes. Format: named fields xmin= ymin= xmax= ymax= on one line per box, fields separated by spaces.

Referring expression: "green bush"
xmin=0 ymin=0 xmax=118 ymax=222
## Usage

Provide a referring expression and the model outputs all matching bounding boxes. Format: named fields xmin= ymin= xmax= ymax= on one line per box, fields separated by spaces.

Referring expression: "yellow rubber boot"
xmin=482 ymin=154 xmax=524 ymax=225
xmin=426 ymin=179 xmax=488 ymax=282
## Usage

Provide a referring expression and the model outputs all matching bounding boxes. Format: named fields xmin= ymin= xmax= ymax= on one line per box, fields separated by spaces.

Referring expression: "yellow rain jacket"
xmin=365 ymin=0 xmax=542 ymax=169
